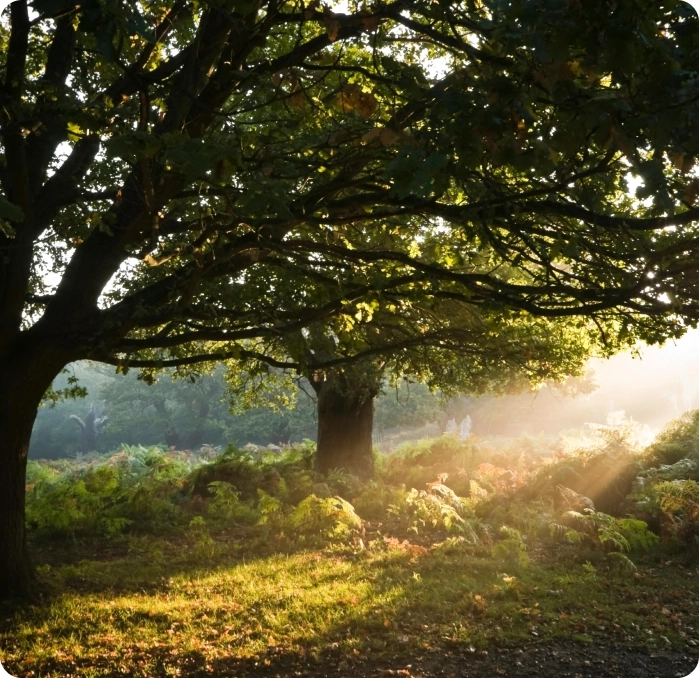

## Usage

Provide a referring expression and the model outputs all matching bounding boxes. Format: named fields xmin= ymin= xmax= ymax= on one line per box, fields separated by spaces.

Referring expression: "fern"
xmin=207 ymin=481 xmax=241 ymax=521
xmin=388 ymin=480 xmax=484 ymax=539
xmin=606 ymin=551 xmax=638 ymax=575
xmin=492 ymin=526 xmax=529 ymax=567
xmin=256 ymin=489 xmax=286 ymax=529
xmin=548 ymin=508 xmax=657 ymax=572
xmin=287 ymin=495 xmax=362 ymax=542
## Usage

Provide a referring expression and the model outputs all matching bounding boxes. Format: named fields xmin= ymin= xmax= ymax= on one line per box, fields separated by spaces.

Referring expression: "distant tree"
xmin=374 ymin=380 xmax=443 ymax=437
xmin=69 ymin=403 xmax=108 ymax=453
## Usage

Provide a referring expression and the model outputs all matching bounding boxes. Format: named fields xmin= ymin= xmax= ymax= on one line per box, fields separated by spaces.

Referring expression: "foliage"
xmin=30 ymin=363 xmax=319 ymax=459
xmin=387 ymin=480 xmax=484 ymax=541
xmin=16 ymin=423 xmax=699 ymax=670
xmin=23 ymin=420 xmax=699 ymax=575
xmin=374 ymin=380 xmax=444 ymax=434
xmin=651 ymin=480 xmax=699 ymax=551
xmin=206 ymin=481 xmax=257 ymax=525
xmin=644 ymin=410 xmax=699 ymax=467
xmin=25 ymin=445 xmax=195 ymax=538
xmin=550 ymin=509 xmax=658 ymax=567
xmin=8 ymin=0 xmax=699 ymax=438
xmin=492 ymin=526 xmax=530 ymax=568
xmin=351 ymin=480 xmax=409 ymax=521
xmin=287 ymin=495 xmax=362 ymax=544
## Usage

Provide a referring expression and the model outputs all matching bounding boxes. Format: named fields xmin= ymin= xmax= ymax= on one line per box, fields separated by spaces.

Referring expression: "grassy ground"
xmin=1 ymin=533 xmax=698 ymax=677
xmin=6 ymin=420 xmax=699 ymax=677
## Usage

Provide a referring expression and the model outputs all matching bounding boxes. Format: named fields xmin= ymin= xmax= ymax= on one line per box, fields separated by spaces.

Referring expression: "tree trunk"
xmin=312 ymin=372 xmax=377 ymax=479
xmin=0 ymin=351 xmax=65 ymax=601
xmin=0 ymin=443 xmax=37 ymax=600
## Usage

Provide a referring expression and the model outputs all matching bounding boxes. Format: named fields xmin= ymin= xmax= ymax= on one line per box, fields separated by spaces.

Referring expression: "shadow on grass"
xmin=2 ymin=535 xmax=699 ymax=677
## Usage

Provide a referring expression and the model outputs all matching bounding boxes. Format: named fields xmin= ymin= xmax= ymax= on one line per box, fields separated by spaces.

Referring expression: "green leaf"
xmin=0 ymin=197 xmax=25 ymax=223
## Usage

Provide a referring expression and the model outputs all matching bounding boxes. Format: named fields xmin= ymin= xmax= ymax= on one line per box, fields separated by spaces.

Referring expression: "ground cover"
xmin=4 ymin=415 xmax=699 ymax=677
xmin=1 ymin=536 xmax=698 ymax=677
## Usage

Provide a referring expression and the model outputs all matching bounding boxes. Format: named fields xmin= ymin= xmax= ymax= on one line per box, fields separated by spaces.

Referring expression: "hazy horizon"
xmin=461 ymin=328 xmax=699 ymax=440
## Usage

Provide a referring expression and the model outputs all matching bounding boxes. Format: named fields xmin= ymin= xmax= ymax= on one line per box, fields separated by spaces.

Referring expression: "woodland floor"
xmin=142 ymin=641 xmax=697 ymax=678
xmin=2 ymin=535 xmax=699 ymax=678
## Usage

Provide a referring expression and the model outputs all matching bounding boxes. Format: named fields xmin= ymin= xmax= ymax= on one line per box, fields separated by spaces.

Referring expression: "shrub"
xmin=549 ymin=509 xmax=658 ymax=569
xmin=388 ymin=479 xmax=484 ymax=542
xmin=351 ymin=480 xmax=408 ymax=521
xmin=492 ymin=526 xmax=529 ymax=567
xmin=287 ymin=495 xmax=363 ymax=543
xmin=644 ymin=410 xmax=699 ymax=466
xmin=26 ymin=446 xmax=194 ymax=538
xmin=206 ymin=481 xmax=258 ymax=524
xmin=654 ymin=480 xmax=699 ymax=550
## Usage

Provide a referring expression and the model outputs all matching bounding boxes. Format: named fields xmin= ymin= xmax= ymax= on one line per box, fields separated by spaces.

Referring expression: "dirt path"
xmin=203 ymin=641 xmax=697 ymax=678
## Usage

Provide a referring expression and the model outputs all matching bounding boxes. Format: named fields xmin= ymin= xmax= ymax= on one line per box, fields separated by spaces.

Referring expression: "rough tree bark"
xmin=0 ymin=347 xmax=66 ymax=600
xmin=310 ymin=368 xmax=381 ymax=479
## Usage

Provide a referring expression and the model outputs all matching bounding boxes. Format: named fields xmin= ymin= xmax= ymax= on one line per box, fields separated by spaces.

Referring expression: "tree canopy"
xmin=3 ymin=0 xmax=699 ymax=598
xmin=4 ymin=0 xmax=699 ymax=382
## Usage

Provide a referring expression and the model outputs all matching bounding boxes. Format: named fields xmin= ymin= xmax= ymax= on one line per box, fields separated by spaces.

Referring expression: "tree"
xmin=69 ymin=403 xmax=108 ymax=453
xmin=3 ymin=0 xmax=699 ymax=599
xmin=98 ymin=365 xmax=231 ymax=449
xmin=29 ymin=361 xmax=318 ymax=457
xmin=291 ymin=299 xmax=602 ymax=477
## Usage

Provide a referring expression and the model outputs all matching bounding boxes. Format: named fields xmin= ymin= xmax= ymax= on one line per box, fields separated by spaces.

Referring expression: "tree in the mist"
xmin=373 ymin=380 xmax=443 ymax=438
xmin=285 ymin=299 xmax=603 ymax=477
xmin=98 ymin=367 xmax=231 ymax=449
xmin=69 ymin=403 xmax=108 ymax=453
xmin=3 ymin=0 xmax=699 ymax=599
xmin=98 ymin=365 xmax=318 ymax=448
xmin=30 ymin=362 xmax=318 ymax=456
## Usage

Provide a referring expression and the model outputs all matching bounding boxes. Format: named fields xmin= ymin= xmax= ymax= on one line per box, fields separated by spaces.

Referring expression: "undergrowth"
xmin=10 ymin=413 xmax=699 ymax=675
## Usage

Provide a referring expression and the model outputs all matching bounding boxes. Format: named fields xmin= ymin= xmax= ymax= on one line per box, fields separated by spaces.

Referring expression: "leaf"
xmin=304 ymin=0 xmax=320 ymax=19
xmin=609 ymin=126 xmax=638 ymax=162
xmin=323 ymin=10 xmax=340 ymax=41
xmin=336 ymin=84 xmax=377 ymax=119
xmin=361 ymin=127 xmax=403 ymax=146
xmin=290 ymin=90 xmax=306 ymax=108
xmin=683 ymin=178 xmax=699 ymax=204
xmin=0 ymin=197 xmax=24 ymax=223
xmin=669 ymin=151 xmax=695 ymax=175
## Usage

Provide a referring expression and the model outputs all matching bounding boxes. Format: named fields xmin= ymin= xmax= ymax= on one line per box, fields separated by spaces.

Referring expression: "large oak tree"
xmin=2 ymin=0 xmax=699 ymax=599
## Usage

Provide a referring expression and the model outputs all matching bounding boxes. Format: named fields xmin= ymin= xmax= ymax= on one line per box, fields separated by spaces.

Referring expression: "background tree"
xmin=29 ymin=363 xmax=318 ymax=458
xmin=69 ymin=403 xmax=108 ymax=454
xmin=3 ymin=0 xmax=699 ymax=599
xmin=284 ymin=296 xmax=602 ymax=477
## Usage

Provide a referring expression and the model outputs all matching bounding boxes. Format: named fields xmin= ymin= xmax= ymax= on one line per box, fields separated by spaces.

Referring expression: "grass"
xmin=6 ymin=421 xmax=699 ymax=676
xmin=2 ymin=534 xmax=698 ymax=677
